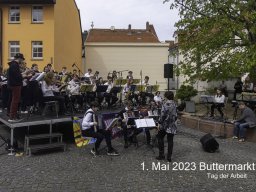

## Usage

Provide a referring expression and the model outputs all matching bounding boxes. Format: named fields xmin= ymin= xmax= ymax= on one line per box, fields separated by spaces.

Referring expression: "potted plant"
xmin=176 ymin=85 xmax=198 ymax=112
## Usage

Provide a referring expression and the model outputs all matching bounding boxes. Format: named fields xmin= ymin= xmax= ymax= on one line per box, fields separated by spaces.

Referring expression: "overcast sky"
xmin=75 ymin=0 xmax=179 ymax=41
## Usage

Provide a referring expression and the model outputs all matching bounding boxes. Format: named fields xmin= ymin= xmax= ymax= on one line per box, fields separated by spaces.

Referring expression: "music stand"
xmin=130 ymin=85 xmax=136 ymax=92
xmin=127 ymin=117 xmax=138 ymax=126
xmin=152 ymin=85 xmax=159 ymax=92
xmin=110 ymin=86 xmax=122 ymax=94
xmin=200 ymin=95 xmax=215 ymax=117
xmin=80 ymin=84 xmax=94 ymax=93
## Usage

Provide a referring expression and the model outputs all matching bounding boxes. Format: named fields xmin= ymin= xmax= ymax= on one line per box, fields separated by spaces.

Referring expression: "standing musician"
xmin=104 ymin=76 xmax=118 ymax=107
xmin=41 ymin=72 xmax=68 ymax=115
xmin=7 ymin=53 xmax=25 ymax=122
xmin=210 ymin=88 xmax=225 ymax=118
xmin=156 ymin=91 xmax=177 ymax=162
xmin=81 ymin=101 xmax=119 ymax=156
xmin=111 ymin=70 xmax=118 ymax=81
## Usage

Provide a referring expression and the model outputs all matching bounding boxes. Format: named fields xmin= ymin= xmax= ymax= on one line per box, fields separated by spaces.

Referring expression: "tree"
xmin=164 ymin=0 xmax=256 ymax=82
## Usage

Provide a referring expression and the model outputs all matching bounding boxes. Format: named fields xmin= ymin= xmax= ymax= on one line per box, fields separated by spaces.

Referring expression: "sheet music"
xmin=135 ymin=118 xmax=156 ymax=128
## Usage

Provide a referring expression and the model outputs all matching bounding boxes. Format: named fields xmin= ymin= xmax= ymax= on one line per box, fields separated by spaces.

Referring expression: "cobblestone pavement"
xmin=0 ymin=123 xmax=256 ymax=192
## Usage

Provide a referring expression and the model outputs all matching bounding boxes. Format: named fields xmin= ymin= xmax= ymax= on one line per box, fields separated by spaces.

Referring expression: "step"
xmin=27 ymin=142 xmax=66 ymax=156
xmin=25 ymin=133 xmax=63 ymax=140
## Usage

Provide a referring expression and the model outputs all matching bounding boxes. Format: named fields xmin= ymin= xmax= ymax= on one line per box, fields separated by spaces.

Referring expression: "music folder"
xmin=110 ymin=86 xmax=122 ymax=93
xmin=127 ymin=117 xmax=138 ymax=126
xmin=135 ymin=118 xmax=156 ymax=128
xmin=96 ymin=85 xmax=108 ymax=92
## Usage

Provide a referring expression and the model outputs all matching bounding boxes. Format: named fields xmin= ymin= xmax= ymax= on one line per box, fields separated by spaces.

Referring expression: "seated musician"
xmin=118 ymin=101 xmax=151 ymax=148
xmin=123 ymin=78 xmax=138 ymax=104
xmin=94 ymin=71 xmax=100 ymax=80
xmin=72 ymin=69 xmax=78 ymax=78
xmin=111 ymin=70 xmax=118 ymax=81
xmin=41 ymin=72 xmax=67 ymax=115
xmin=126 ymin=71 xmax=133 ymax=80
xmin=231 ymin=102 xmax=256 ymax=142
xmin=139 ymin=76 xmax=154 ymax=105
xmin=67 ymin=75 xmax=83 ymax=110
xmin=59 ymin=66 xmax=67 ymax=76
xmin=154 ymin=91 xmax=163 ymax=107
xmin=84 ymin=68 xmax=93 ymax=78
xmin=104 ymin=76 xmax=118 ymax=107
xmin=210 ymin=88 xmax=225 ymax=118
xmin=81 ymin=101 xmax=119 ymax=156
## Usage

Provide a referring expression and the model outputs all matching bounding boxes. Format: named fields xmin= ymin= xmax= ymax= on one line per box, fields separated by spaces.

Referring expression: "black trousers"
xmin=211 ymin=103 xmax=224 ymax=117
xmin=157 ymin=130 xmax=174 ymax=158
xmin=82 ymin=128 xmax=113 ymax=151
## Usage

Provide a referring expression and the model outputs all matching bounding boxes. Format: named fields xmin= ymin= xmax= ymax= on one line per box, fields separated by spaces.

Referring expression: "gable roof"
xmin=0 ymin=0 xmax=56 ymax=4
xmin=86 ymin=22 xmax=160 ymax=43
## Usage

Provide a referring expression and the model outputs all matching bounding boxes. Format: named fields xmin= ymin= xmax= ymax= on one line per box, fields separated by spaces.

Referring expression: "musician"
xmin=94 ymin=71 xmax=100 ymax=80
xmin=67 ymin=75 xmax=83 ymax=110
xmin=6 ymin=53 xmax=25 ymax=122
xmin=231 ymin=102 xmax=256 ymax=142
xmin=123 ymin=78 xmax=138 ymax=104
xmin=86 ymin=76 xmax=97 ymax=104
xmin=154 ymin=91 xmax=163 ymax=107
xmin=81 ymin=101 xmax=119 ymax=156
xmin=104 ymin=76 xmax=118 ymax=107
xmin=139 ymin=76 xmax=154 ymax=105
xmin=41 ymin=72 xmax=67 ymax=115
xmin=0 ymin=67 xmax=8 ymax=112
xmin=31 ymin=63 xmax=39 ymax=73
xmin=156 ymin=91 xmax=177 ymax=162
xmin=126 ymin=71 xmax=133 ymax=80
xmin=118 ymin=101 xmax=151 ymax=148
xmin=46 ymin=63 xmax=54 ymax=73
xmin=84 ymin=68 xmax=93 ymax=78
xmin=219 ymin=80 xmax=228 ymax=97
xmin=59 ymin=67 xmax=67 ymax=76
xmin=233 ymin=78 xmax=243 ymax=100
xmin=111 ymin=70 xmax=118 ymax=81
xmin=210 ymin=88 xmax=225 ymax=118
xmin=72 ymin=69 xmax=78 ymax=78
xmin=243 ymin=75 xmax=253 ymax=92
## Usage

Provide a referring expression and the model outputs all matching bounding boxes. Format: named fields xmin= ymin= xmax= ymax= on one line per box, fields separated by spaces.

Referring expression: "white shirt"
xmin=82 ymin=109 xmax=95 ymax=130
xmin=154 ymin=95 xmax=162 ymax=103
xmin=214 ymin=95 xmax=225 ymax=103
xmin=67 ymin=79 xmax=80 ymax=95
xmin=84 ymin=72 xmax=92 ymax=78
xmin=41 ymin=81 xmax=58 ymax=97
xmin=104 ymin=82 xmax=113 ymax=93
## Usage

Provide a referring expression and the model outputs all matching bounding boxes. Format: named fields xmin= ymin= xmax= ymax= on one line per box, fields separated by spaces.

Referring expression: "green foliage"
xmin=164 ymin=0 xmax=256 ymax=82
xmin=176 ymin=85 xmax=198 ymax=101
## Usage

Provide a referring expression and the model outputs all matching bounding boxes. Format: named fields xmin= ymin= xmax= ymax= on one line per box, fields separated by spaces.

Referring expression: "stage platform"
xmin=0 ymin=107 xmax=123 ymax=155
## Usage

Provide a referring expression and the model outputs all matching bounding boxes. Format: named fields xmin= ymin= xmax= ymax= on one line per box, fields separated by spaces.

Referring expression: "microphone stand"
xmin=72 ymin=63 xmax=82 ymax=79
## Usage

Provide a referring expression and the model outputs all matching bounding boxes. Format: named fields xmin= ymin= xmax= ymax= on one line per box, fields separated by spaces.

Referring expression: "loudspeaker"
xmin=200 ymin=133 xmax=219 ymax=153
xmin=164 ymin=64 xmax=173 ymax=78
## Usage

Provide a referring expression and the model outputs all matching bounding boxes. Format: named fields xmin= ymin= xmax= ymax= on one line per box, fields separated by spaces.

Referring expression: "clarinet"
xmin=93 ymin=113 xmax=97 ymax=133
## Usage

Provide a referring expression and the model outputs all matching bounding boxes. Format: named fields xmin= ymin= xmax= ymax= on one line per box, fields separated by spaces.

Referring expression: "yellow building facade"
xmin=0 ymin=0 xmax=82 ymax=72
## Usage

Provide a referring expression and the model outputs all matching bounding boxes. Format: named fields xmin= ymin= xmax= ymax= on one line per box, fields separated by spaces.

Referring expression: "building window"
xmin=9 ymin=6 xmax=20 ymax=23
xmin=9 ymin=41 xmax=20 ymax=60
xmin=32 ymin=6 xmax=43 ymax=23
xmin=32 ymin=41 xmax=43 ymax=59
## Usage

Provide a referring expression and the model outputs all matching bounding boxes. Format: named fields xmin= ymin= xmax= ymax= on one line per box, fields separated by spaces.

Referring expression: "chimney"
xmin=146 ymin=21 xmax=150 ymax=31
